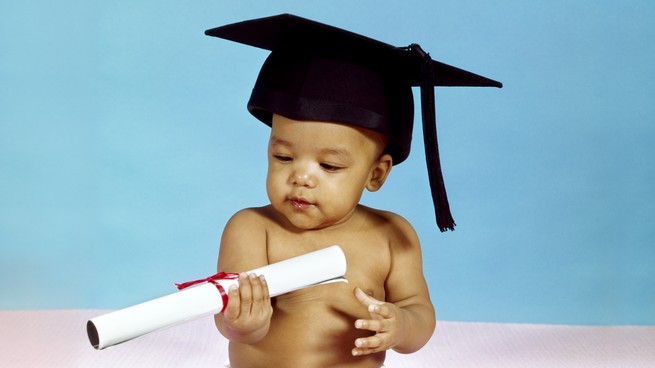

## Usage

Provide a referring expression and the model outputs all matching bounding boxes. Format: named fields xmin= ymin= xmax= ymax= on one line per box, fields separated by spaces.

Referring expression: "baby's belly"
xmin=228 ymin=285 xmax=385 ymax=368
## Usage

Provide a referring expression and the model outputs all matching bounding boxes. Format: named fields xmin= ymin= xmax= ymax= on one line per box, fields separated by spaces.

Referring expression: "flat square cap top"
xmin=205 ymin=13 xmax=502 ymax=88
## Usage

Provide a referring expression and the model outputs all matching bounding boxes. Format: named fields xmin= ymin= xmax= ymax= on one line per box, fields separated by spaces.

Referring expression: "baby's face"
xmin=266 ymin=114 xmax=386 ymax=230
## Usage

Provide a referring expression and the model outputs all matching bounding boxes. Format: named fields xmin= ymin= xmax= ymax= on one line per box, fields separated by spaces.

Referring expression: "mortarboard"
xmin=205 ymin=13 xmax=502 ymax=232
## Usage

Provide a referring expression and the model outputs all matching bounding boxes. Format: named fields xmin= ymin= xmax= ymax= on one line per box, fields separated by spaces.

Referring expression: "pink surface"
xmin=1 ymin=310 xmax=653 ymax=367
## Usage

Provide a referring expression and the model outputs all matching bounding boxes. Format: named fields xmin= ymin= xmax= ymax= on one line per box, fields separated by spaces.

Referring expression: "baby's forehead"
xmin=269 ymin=115 xmax=385 ymax=156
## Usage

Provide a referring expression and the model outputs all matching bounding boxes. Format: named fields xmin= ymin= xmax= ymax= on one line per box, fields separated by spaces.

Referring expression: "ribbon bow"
xmin=175 ymin=272 xmax=239 ymax=313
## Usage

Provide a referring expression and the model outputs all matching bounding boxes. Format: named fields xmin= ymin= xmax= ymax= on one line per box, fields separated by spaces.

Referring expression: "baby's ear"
xmin=366 ymin=154 xmax=393 ymax=192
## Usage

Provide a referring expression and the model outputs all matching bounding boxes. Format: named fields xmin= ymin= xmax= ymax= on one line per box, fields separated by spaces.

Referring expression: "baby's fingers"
xmin=223 ymin=284 xmax=241 ymax=320
xmin=352 ymin=335 xmax=386 ymax=356
xmin=249 ymin=274 xmax=271 ymax=313
xmin=223 ymin=273 xmax=259 ymax=320
xmin=354 ymin=287 xmax=383 ymax=308
xmin=354 ymin=318 xmax=387 ymax=332
xmin=367 ymin=303 xmax=394 ymax=319
xmin=238 ymin=273 xmax=254 ymax=310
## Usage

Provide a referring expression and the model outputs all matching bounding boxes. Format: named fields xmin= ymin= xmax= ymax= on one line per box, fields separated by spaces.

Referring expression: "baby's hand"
xmin=351 ymin=287 xmax=409 ymax=357
xmin=222 ymin=273 xmax=273 ymax=340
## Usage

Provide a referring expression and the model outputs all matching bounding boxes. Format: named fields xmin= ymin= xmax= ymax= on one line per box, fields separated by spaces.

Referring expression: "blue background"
xmin=1 ymin=1 xmax=653 ymax=326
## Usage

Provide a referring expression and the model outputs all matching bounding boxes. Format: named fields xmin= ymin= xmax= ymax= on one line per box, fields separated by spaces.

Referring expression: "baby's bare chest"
xmin=231 ymin=226 xmax=391 ymax=367
xmin=265 ymin=228 xmax=391 ymax=278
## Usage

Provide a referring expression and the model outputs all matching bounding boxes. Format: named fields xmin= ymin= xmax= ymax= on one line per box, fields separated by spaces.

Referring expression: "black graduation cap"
xmin=205 ymin=13 xmax=502 ymax=232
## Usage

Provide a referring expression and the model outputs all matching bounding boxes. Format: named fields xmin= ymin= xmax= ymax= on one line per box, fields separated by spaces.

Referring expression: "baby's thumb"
xmin=353 ymin=287 xmax=383 ymax=307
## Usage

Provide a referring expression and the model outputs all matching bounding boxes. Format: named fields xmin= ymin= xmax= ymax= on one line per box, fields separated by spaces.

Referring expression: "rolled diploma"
xmin=87 ymin=245 xmax=347 ymax=350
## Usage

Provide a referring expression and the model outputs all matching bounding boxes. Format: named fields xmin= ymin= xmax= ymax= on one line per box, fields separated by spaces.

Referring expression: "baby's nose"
xmin=290 ymin=168 xmax=316 ymax=188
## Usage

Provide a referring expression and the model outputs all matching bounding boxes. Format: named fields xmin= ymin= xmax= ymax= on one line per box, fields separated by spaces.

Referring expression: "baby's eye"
xmin=320 ymin=163 xmax=343 ymax=172
xmin=273 ymin=154 xmax=292 ymax=162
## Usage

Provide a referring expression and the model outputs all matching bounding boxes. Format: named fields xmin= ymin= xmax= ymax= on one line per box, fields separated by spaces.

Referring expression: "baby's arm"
xmin=213 ymin=209 xmax=273 ymax=344
xmin=352 ymin=215 xmax=436 ymax=356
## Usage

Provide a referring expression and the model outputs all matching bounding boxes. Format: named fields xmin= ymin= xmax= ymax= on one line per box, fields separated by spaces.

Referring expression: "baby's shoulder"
xmin=225 ymin=205 xmax=283 ymax=231
xmin=357 ymin=205 xmax=419 ymax=245
xmin=358 ymin=205 xmax=413 ymax=228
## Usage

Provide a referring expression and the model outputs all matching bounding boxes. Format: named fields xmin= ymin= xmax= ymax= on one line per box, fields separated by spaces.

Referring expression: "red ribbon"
xmin=175 ymin=272 xmax=239 ymax=313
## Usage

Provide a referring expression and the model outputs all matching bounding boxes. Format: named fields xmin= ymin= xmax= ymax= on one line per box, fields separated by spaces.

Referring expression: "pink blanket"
xmin=1 ymin=310 xmax=653 ymax=367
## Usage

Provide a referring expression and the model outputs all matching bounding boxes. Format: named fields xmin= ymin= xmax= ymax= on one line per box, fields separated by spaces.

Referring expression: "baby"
xmin=205 ymin=14 xmax=501 ymax=368
xmin=215 ymin=113 xmax=433 ymax=367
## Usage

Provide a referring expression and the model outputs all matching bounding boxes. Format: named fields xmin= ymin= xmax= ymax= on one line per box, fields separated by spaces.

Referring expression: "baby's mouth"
xmin=290 ymin=197 xmax=313 ymax=211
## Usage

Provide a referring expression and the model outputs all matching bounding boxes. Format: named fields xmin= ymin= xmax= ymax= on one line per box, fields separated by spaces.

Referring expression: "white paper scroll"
xmin=87 ymin=245 xmax=347 ymax=350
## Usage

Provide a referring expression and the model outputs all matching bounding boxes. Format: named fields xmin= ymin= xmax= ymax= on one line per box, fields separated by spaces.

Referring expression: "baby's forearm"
xmin=393 ymin=303 xmax=436 ymax=354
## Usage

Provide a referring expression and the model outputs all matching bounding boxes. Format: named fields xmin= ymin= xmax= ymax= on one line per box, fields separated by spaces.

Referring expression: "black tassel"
xmin=409 ymin=44 xmax=455 ymax=232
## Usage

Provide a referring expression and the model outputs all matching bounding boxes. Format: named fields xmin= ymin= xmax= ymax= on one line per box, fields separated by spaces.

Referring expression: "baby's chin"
xmin=284 ymin=211 xmax=357 ymax=232
xmin=272 ymin=207 xmax=332 ymax=231
xmin=284 ymin=215 xmax=333 ymax=231
xmin=270 ymin=200 xmax=358 ymax=231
